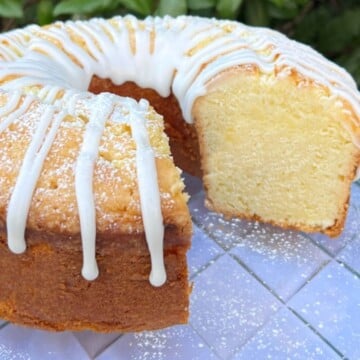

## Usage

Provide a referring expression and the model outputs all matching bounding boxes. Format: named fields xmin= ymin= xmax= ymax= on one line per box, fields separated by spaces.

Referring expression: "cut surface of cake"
xmin=0 ymin=14 xmax=360 ymax=332
xmin=194 ymin=68 xmax=360 ymax=236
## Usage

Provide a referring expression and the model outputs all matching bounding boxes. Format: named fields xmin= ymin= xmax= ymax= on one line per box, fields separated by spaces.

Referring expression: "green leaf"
xmin=268 ymin=0 xmax=309 ymax=8
xmin=295 ymin=0 xmax=310 ymax=5
xmin=0 ymin=0 xmax=23 ymax=18
xmin=293 ymin=6 xmax=331 ymax=44
xmin=37 ymin=0 xmax=54 ymax=25
xmin=117 ymin=0 xmax=153 ymax=15
xmin=189 ymin=8 xmax=215 ymax=17
xmin=268 ymin=0 xmax=286 ymax=6
xmin=244 ymin=0 xmax=269 ymax=26
xmin=268 ymin=1 xmax=299 ymax=19
xmin=317 ymin=9 xmax=360 ymax=54
xmin=155 ymin=0 xmax=187 ymax=16
xmin=53 ymin=0 xmax=112 ymax=16
xmin=216 ymin=0 xmax=244 ymax=19
xmin=187 ymin=0 xmax=216 ymax=11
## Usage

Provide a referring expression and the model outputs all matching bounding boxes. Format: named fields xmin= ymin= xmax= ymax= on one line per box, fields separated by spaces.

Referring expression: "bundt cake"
xmin=0 ymin=14 xmax=359 ymax=331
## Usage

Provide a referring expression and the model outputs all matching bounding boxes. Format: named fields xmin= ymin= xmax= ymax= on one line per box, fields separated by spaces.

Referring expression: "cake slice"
xmin=193 ymin=66 xmax=360 ymax=236
xmin=0 ymin=90 xmax=192 ymax=332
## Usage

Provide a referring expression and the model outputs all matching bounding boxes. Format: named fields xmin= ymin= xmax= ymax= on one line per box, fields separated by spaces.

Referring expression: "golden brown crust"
xmin=204 ymin=197 xmax=349 ymax=238
xmin=0 ymin=228 xmax=190 ymax=332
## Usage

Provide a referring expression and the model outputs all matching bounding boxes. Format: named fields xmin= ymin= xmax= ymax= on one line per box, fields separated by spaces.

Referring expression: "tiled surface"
xmin=97 ymin=325 xmax=218 ymax=360
xmin=288 ymin=260 xmax=360 ymax=359
xmin=231 ymin=307 xmax=341 ymax=360
xmin=0 ymin=325 xmax=89 ymax=360
xmin=230 ymin=225 xmax=330 ymax=301
xmin=1 ymin=177 xmax=360 ymax=359
xmin=190 ymin=254 xmax=280 ymax=359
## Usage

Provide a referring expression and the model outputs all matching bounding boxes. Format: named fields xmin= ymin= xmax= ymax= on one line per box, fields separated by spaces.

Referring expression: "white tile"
xmin=187 ymin=225 xmax=224 ymax=277
xmin=96 ymin=324 xmax=218 ymax=360
xmin=337 ymin=234 xmax=360 ymax=274
xmin=232 ymin=307 xmax=340 ymax=360
xmin=189 ymin=192 xmax=253 ymax=250
xmin=289 ymin=261 xmax=360 ymax=359
xmin=231 ymin=224 xmax=330 ymax=301
xmin=0 ymin=325 xmax=89 ymax=360
xmin=349 ymin=182 xmax=360 ymax=208
xmin=190 ymin=254 xmax=280 ymax=359
xmin=73 ymin=331 xmax=121 ymax=358
xmin=308 ymin=204 xmax=359 ymax=256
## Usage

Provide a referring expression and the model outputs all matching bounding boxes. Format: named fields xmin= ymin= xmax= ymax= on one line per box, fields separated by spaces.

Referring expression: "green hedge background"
xmin=0 ymin=0 xmax=359 ymax=87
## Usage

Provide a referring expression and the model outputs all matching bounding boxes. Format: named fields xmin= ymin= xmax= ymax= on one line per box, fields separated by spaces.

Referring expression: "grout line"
xmin=93 ymin=334 xmax=123 ymax=359
xmin=284 ymin=258 xmax=333 ymax=303
xmin=302 ymin=232 xmax=342 ymax=259
xmin=189 ymin=253 xmax=226 ymax=281
xmin=303 ymin=231 xmax=360 ymax=278
xmin=225 ymin=305 xmax=287 ymax=360
xmin=0 ymin=321 xmax=9 ymax=330
xmin=286 ymin=306 xmax=347 ymax=359
xmin=190 ymin=219 xmax=234 ymax=252
xmin=228 ymin=252 xmax=286 ymax=305
xmin=334 ymin=258 xmax=360 ymax=278
xmin=188 ymin=322 xmax=223 ymax=360
xmin=229 ymin=251 xmax=330 ymax=307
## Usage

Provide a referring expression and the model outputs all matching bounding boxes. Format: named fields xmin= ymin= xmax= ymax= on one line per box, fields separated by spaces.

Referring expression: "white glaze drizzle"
xmin=0 ymin=26 xmax=36 ymax=61
xmin=7 ymin=107 xmax=65 ymax=253
xmin=37 ymin=85 xmax=63 ymax=104
xmin=129 ymin=98 xmax=166 ymax=287
xmin=73 ymin=93 xmax=165 ymax=284
xmin=0 ymin=94 xmax=34 ymax=132
xmin=75 ymin=93 xmax=114 ymax=281
xmin=0 ymin=90 xmax=22 ymax=117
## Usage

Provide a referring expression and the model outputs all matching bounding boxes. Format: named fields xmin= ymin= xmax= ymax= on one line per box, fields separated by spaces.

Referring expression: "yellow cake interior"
xmin=194 ymin=67 xmax=360 ymax=236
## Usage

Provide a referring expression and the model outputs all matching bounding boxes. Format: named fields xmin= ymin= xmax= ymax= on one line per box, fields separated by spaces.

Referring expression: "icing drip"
xmin=74 ymin=94 xmax=165 ymax=285
xmin=0 ymin=94 xmax=34 ymax=132
xmin=0 ymin=90 xmax=22 ymax=118
xmin=129 ymin=98 xmax=166 ymax=287
xmin=75 ymin=93 xmax=114 ymax=281
xmin=7 ymin=107 xmax=65 ymax=253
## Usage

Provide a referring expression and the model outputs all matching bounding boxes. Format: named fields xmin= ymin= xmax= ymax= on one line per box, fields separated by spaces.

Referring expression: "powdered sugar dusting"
xmin=0 ymin=90 xmax=178 ymax=235
xmin=99 ymin=325 xmax=217 ymax=359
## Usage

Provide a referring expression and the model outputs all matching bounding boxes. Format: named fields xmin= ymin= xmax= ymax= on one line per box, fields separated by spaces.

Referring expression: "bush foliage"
xmin=0 ymin=0 xmax=359 ymax=86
